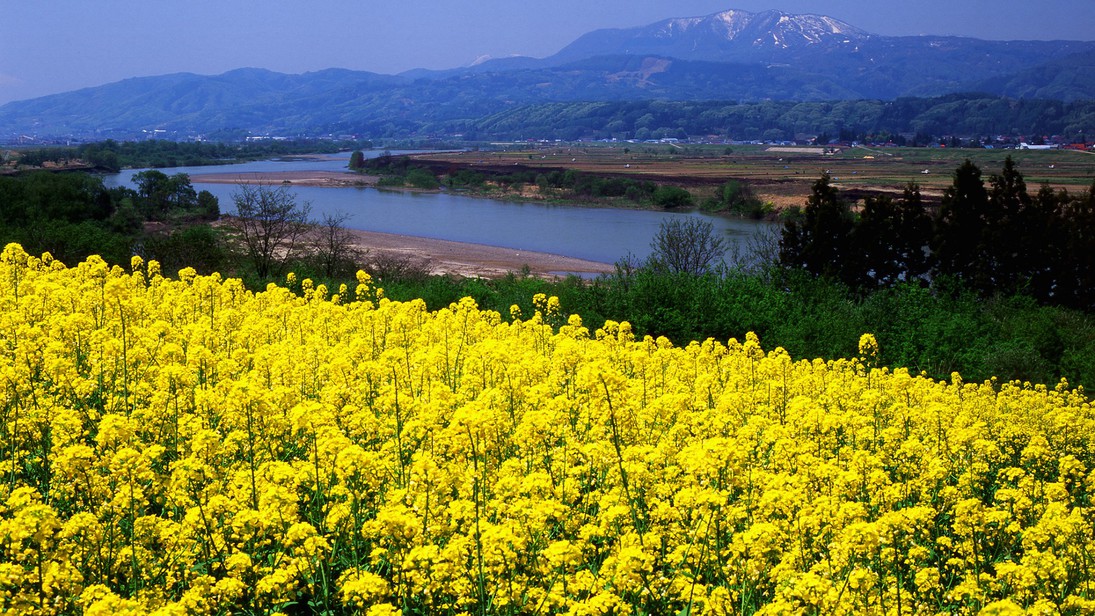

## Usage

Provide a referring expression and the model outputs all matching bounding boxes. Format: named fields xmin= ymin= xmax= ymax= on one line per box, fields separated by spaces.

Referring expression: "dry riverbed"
xmin=341 ymin=228 xmax=615 ymax=279
xmin=189 ymin=170 xmax=377 ymax=187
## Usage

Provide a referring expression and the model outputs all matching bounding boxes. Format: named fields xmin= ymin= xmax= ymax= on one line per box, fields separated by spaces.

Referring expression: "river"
xmin=105 ymin=151 xmax=774 ymax=266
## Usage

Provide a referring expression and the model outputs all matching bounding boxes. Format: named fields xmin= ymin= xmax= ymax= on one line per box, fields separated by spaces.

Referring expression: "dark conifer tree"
xmin=348 ymin=150 xmax=366 ymax=170
xmin=896 ymin=182 xmax=933 ymax=283
xmin=779 ymin=173 xmax=854 ymax=280
xmin=932 ymin=160 xmax=990 ymax=289
xmin=847 ymin=183 xmax=932 ymax=290
xmin=851 ymin=194 xmax=901 ymax=289
xmin=1061 ymin=181 xmax=1095 ymax=310
xmin=984 ymin=155 xmax=1032 ymax=294
xmin=1024 ymin=183 xmax=1068 ymax=303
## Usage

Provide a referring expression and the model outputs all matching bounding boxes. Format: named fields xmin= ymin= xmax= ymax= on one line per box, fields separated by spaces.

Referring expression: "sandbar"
xmin=190 ymin=170 xmax=377 ymax=187
xmin=341 ymin=228 xmax=615 ymax=280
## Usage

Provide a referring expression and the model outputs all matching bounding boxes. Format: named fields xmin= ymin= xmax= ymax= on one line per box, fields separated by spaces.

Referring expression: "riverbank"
xmin=339 ymin=228 xmax=615 ymax=279
xmin=187 ymin=167 xmax=760 ymax=278
xmin=189 ymin=170 xmax=378 ymax=187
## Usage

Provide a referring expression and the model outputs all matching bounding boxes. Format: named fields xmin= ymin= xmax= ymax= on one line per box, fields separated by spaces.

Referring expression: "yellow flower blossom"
xmin=0 ymin=243 xmax=1092 ymax=615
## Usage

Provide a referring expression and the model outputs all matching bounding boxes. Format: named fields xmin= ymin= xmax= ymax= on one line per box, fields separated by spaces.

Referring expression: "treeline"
xmin=446 ymin=94 xmax=1095 ymax=142
xmin=11 ymin=138 xmax=370 ymax=172
xmin=363 ymin=263 xmax=1095 ymax=392
xmin=0 ymin=171 xmax=224 ymax=270
xmin=363 ymin=153 xmax=702 ymax=209
xmin=780 ymin=156 xmax=1095 ymax=311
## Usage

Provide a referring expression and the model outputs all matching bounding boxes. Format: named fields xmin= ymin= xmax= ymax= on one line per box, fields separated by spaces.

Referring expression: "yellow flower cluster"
xmin=1 ymin=243 xmax=1094 ymax=615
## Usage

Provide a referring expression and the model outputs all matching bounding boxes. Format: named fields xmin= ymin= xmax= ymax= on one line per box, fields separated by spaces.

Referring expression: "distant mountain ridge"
xmin=551 ymin=9 xmax=869 ymax=63
xmin=2 ymin=8 xmax=1094 ymax=139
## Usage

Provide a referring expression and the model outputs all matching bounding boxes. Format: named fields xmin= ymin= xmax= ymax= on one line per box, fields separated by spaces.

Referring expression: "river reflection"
xmin=106 ymin=152 xmax=773 ymax=266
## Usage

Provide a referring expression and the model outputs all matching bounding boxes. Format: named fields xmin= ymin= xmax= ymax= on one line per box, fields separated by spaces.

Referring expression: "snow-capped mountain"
xmin=552 ymin=9 xmax=871 ymax=63
xmin=3 ymin=7 xmax=1095 ymax=138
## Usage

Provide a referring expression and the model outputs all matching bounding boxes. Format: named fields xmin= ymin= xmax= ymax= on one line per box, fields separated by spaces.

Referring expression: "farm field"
xmin=411 ymin=145 xmax=1095 ymax=209
xmin=1 ymin=244 xmax=1093 ymax=615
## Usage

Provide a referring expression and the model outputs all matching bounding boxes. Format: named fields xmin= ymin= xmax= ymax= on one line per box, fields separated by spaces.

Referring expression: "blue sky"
xmin=2 ymin=1 xmax=1093 ymax=105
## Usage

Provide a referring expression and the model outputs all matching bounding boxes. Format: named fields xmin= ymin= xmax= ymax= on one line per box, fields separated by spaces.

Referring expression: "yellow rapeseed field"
xmin=0 ymin=243 xmax=1093 ymax=615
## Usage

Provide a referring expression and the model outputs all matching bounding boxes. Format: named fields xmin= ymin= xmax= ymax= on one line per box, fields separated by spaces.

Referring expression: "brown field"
xmin=408 ymin=144 xmax=1095 ymax=208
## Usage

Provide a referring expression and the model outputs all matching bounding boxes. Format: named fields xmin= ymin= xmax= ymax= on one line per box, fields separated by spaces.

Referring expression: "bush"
xmin=653 ymin=185 xmax=693 ymax=209
xmin=376 ymin=176 xmax=405 ymax=187
xmin=144 ymin=225 xmax=230 ymax=275
xmin=405 ymin=168 xmax=440 ymax=190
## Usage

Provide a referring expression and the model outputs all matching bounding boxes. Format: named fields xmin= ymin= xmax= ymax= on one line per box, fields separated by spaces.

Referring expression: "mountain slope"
xmin=548 ymin=9 xmax=1094 ymax=97
xmin=972 ymin=49 xmax=1095 ymax=100
xmin=552 ymin=9 xmax=869 ymax=63
xmin=0 ymin=68 xmax=407 ymax=135
xmin=2 ymin=8 xmax=1094 ymax=138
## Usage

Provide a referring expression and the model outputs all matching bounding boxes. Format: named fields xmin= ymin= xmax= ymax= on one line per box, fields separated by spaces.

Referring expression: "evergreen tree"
xmin=1061 ymin=182 xmax=1095 ymax=310
xmin=933 ymin=160 xmax=990 ymax=289
xmin=348 ymin=150 xmax=366 ymax=170
xmin=850 ymin=194 xmax=900 ymax=289
xmin=896 ymin=183 xmax=933 ymax=283
xmin=845 ymin=183 xmax=931 ymax=290
xmin=780 ymin=173 xmax=854 ymax=280
xmin=983 ymin=155 xmax=1032 ymax=294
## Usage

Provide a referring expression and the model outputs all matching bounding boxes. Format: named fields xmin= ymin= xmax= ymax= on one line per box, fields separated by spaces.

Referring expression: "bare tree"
xmin=727 ymin=224 xmax=782 ymax=275
xmin=648 ymin=217 xmax=727 ymax=275
xmin=312 ymin=210 xmax=364 ymax=278
xmin=364 ymin=251 xmax=433 ymax=282
xmin=229 ymin=183 xmax=312 ymax=278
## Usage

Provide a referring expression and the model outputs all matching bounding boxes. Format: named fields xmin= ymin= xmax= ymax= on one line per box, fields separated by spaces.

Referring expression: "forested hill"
xmin=447 ymin=96 xmax=1095 ymax=143
xmin=2 ymin=8 xmax=1094 ymax=139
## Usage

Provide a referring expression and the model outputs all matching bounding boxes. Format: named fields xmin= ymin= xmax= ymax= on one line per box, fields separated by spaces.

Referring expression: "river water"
xmin=105 ymin=151 xmax=773 ymax=266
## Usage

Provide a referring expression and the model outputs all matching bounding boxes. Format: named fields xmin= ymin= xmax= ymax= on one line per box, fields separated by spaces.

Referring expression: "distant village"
xmin=4 ymin=129 xmax=1093 ymax=151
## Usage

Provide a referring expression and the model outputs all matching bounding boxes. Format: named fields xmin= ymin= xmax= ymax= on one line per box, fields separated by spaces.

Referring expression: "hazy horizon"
xmin=3 ymin=0 xmax=1094 ymax=106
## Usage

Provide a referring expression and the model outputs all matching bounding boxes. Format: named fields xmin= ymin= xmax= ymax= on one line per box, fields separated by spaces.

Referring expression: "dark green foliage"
xmin=465 ymin=95 xmax=1095 ymax=143
xmin=932 ymin=156 xmax=1094 ymax=307
xmin=708 ymin=180 xmax=767 ymax=218
xmin=130 ymin=170 xmax=220 ymax=222
xmin=196 ymin=190 xmax=220 ymax=221
xmin=405 ymin=168 xmax=440 ymax=190
xmin=562 ymin=172 xmax=656 ymax=203
xmin=652 ymin=185 xmax=693 ymax=209
xmin=0 ymin=172 xmax=131 ymax=264
xmin=0 ymin=172 xmax=113 ymax=225
xmin=781 ymin=159 xmax=1095 ymax=310
xmin=779 ymin=174 xmax=854 ymax=281
xmin=981 ymin=156 xmax=1033 ymax=293
xmin=143 ymin=225 xmax=231 ymax=275
xmin=0 ymin=170 xmax=224 ymax=270
xmin=24 ymin=220 xmax=133 ymax=266
xmin=448 ymin=170 xmax=487 ymax=187
xmin=933 ymin=160 xmax=990 ymax=287
xmin=13 ymin=139 xmax=371 ymax=171
xmin=848 ymin=184 xmax=932 ymax=289
xmin=376 ymin=176 xmax=406 ymax=187
xmin=1060 ymin=182 xmax=1095 ymax=310
xmin=134 ymin=170 xmax=200 ymax=220
xmin=348 ymin=150 xmax=366 ymax=170
xmin=363 ymin=156 xmax=444 ymax=190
